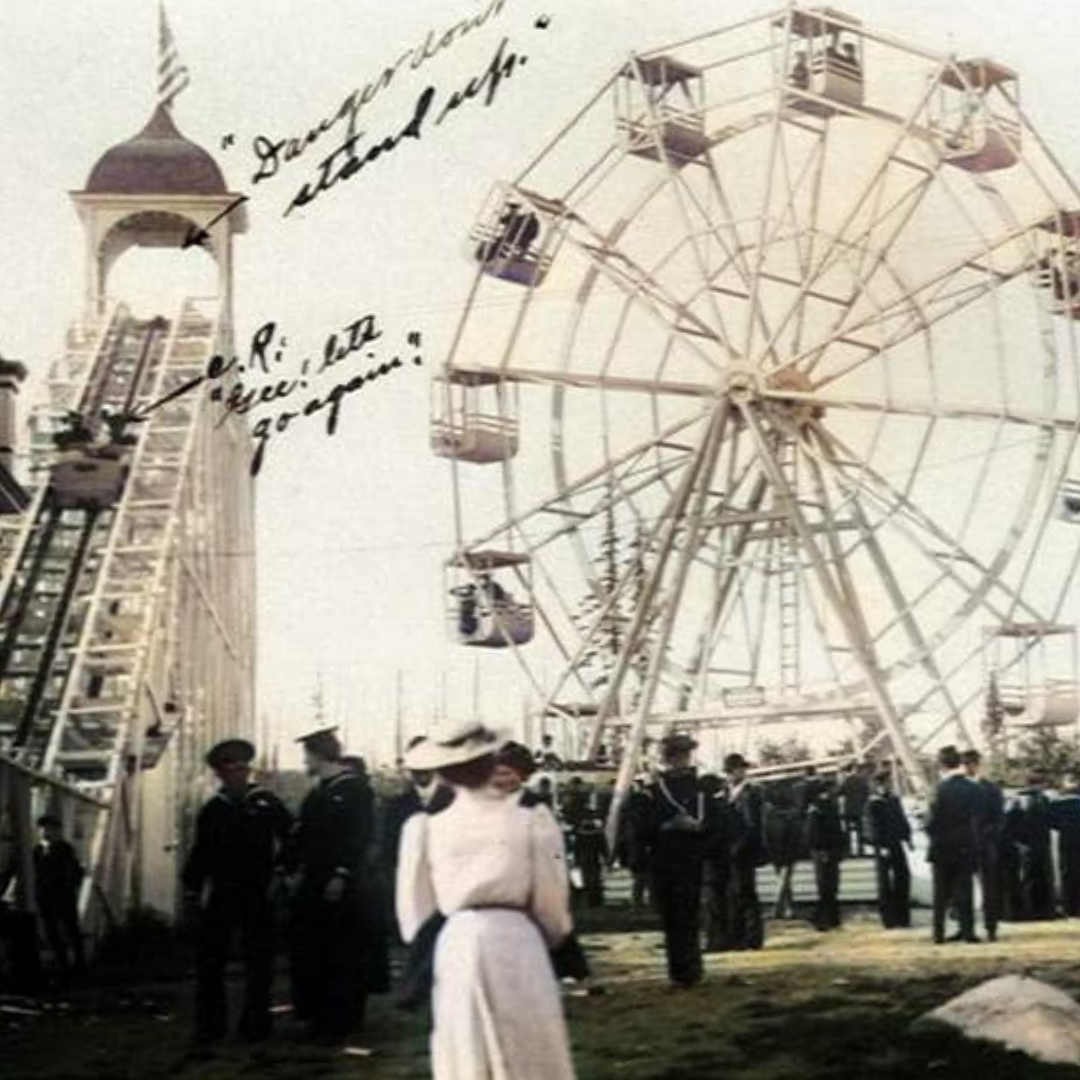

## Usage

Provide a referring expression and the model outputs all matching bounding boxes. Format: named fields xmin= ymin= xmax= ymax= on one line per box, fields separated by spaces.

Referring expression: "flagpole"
xmin=157 ymin=1 xmax=192 ymax=112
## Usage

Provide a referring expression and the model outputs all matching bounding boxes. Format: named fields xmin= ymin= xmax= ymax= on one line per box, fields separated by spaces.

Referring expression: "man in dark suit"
xmin=763 ymin=781 xmax=802 ymax=922
xmin=33 ymin=815 xmax=86 ymax=978
xmin=926 ymin=745 xmax=981 ymax=944
xmin=840 ymin=762 xmax=873 ymax=856
xmin=724 ymin=753 xmax=766 ymax=951
xmin=866 ymin=770 xmax=912 ymax=929
xmin=962 ymin=749 xmax=1004 ymax=941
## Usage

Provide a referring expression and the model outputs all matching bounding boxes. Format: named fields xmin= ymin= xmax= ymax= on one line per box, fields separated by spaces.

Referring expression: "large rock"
xmin=923 ymin=975 xmax=1080 ymax=1066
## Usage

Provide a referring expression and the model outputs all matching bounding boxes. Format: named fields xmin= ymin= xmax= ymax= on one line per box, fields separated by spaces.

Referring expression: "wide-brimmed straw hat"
xmin=403 ymin=721 xmax=507 ymax=771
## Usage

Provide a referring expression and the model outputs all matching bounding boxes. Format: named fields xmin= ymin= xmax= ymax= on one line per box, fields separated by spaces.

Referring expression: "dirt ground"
xmin=5 ymin=914 xmax=1080 ymax=1079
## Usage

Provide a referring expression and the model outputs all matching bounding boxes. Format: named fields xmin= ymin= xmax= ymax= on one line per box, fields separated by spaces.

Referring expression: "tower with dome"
xmin=0 ymin=25 xmax=256 ymax=933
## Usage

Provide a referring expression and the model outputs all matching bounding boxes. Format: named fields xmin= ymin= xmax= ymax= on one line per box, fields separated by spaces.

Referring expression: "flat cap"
xmin=206 ymin=738 xmax=256 ymax=769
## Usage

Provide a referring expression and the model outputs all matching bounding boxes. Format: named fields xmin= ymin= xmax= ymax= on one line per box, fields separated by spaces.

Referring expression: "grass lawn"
xmin=4 ymin=913 xmax=1080 ymax=1079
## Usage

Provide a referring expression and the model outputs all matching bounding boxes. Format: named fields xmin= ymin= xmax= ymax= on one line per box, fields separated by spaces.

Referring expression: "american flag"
xmin=158 ymin=4 xmax=191 ymax=110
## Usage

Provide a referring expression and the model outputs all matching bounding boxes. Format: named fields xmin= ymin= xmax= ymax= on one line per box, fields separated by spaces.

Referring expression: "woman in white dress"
xmin=397 ymin=723 xmax=578 ymax=1080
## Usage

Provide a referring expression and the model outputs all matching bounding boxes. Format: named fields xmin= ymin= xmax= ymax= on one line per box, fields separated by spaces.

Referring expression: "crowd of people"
xmin=17 ymin=721 xmax=1080 ymax=1079
xmin=613 ymin=737 xmax=1080 ymax=988
xmin=179 ymin=722 xmax=586 ymax=1078
xmin=925 ymin=745 xmax=1080 ymax=944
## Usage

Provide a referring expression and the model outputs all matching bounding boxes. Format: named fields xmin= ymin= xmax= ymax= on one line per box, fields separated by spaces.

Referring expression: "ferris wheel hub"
xmin=725 ymin=368 xmax=756 ymax=398
xmin=723 ymin=366 xmax=824 ymax=426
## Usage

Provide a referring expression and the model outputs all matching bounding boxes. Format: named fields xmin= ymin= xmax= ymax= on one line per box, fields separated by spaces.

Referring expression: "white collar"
xmin=415 ymin=780 xmax=439 ymax=805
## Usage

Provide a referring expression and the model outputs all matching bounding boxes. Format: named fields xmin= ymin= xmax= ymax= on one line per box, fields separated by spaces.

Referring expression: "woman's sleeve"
xmin=395 ymin=814 xmax=437 ymax=943
xmin=528 ymin=805 xmax=574 ymax=947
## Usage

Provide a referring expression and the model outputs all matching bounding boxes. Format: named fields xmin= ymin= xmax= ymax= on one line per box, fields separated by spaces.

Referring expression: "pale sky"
xmin=2 ymin=0 xmax=1080 ymax=766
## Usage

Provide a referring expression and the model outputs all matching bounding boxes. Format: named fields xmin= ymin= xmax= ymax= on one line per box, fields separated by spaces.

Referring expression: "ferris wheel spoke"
xmin=741 ymin=43 xmax=797 ymax=362
xmin=750 ymin=120 xmax=845 ymax=357
xmin=557 ymin=214 xmax=733 ymax=372
xmin=587 ymin=403 xmax=732 ymax=759
xmin=699 ymin=156 xmax=766 ymax=294
xmin=907 ymin=628 xmax=1049 ymax=755
xmin=529 ymin=547 xmax=631 ymax=710
xmin=794 ymin=220 xmax=1041 ymax=389
xmin=480 ymin=448 xmax=698 ymax=556
xmin=786 ymin=184 xmax=934 ymax=381
xmin=534 ymin=595 xmax=613 ymax=708
xmin=802 ymin=423 xmax=976 ymax=744
xmin=758 ymin=388 xmax=1077 ymax=430
xmin=484 ymin=410 xmax=709 ymax=550
xmin=791 ymin=427 xmax=878 ymax=654
xmin=772 ymin=445 xmax=911 ymax=708
xmin=737 ymin=401 xmax=930 ymax=790
xmin=688 ymin=127 xmax=828 ymax=358
xmin=459 ymin=364 xmax=716 ymax=399
xmin=762 ymin=173 xmax=934 ymax=377
xmin=811 ymin=423 xmax=1047 ymax=625
xmin=679 ymin=471 xmax=772 ymax=707
xmin=755 ymin=69 xmax=948 ymax=376
xmin=601 ymin=418 xmax=736 ymax=814
xmin=784 ymin=120 xmax=833 ymax=360
xmin=542 ymin=434 xmax=722 ymax=715
xmin=624 ymin=57 xmax=742 ymax=357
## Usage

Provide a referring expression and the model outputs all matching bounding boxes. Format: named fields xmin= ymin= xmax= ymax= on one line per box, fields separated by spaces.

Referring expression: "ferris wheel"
xmin=433 ymin=4 xmax=1080 ymax=795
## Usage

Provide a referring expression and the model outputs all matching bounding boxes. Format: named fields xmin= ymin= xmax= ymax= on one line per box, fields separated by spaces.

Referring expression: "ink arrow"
xmin=120 ymin=372 xmax=209 ymax=427
xmin=182 ymin=195 xmax=250 ymax=249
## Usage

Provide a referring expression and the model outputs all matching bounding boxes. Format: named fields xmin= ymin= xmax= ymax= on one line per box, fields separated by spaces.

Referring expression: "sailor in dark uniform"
xmin=639 ymin=733 xmax=714 ymax=987
xmin=1000 ymin=794 xmax=1026 ymax=921
xmin=1016 ymin=774 xmax=1056 ymax=920
xmin=623 ymin=777 xmax=653 ymax=909
xmin=182 ymin=738 xmax=293 ymax=1043
xmin=806 ymin=776 xmax=845 ymax=931
xmin=701 ymin=773 xmax=733 ymax=950
xmin=866 ymin=770 xmax=912 ymax=929
xmin=289 ymin=727 xmax=378 ymax=1043
xmin=724 ymin=753 xmax=765 ymax=951
xmin=962 ymin=749 xmax=1004 ymax=941
xmin=1051 ymin=775 xmax=1080 ymax=917
xmin=763 ymin=782 xmax=802 ymax=922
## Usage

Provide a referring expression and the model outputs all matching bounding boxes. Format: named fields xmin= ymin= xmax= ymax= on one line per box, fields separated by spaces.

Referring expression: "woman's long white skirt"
xmin=432 ymin=909 xmax=577 ymax=1080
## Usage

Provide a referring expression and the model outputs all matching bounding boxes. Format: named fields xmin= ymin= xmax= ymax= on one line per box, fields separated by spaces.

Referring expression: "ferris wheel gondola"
xmin=436 ymin=3 xmax=1080 ymax=803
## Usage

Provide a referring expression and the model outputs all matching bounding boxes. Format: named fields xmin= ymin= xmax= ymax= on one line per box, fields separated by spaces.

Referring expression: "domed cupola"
xmin=85 ymin=104 xmax=227 ymax=197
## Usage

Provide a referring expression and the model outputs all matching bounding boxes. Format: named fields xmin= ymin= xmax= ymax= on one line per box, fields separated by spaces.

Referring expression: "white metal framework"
xmin=437 ymin=4 xmax=1080 ymax=805
xmin=0 ymin=297 xmax=255 ymax=930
